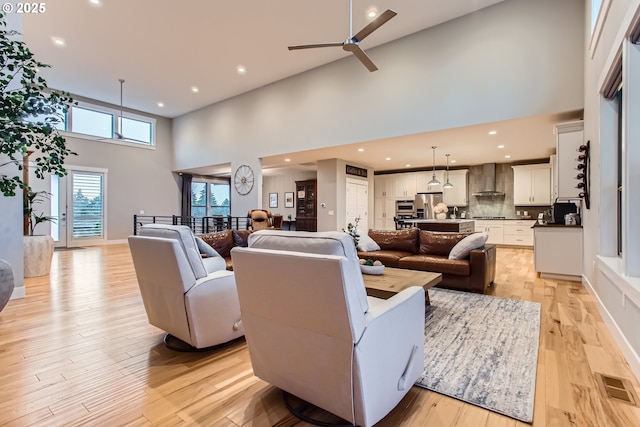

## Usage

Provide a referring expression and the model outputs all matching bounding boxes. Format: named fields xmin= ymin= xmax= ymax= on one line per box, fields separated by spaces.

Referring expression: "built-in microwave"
xmin=395 ymin=200 xmax=414 ymax=216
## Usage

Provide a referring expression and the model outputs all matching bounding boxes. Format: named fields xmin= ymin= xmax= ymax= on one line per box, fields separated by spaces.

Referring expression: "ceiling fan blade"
xmin=352 ymin=9 xmax=397 ymax=42
xmin=288 ymin=42 xmax=344 ymax=50
xmin=347 ymin=45 xmax=378 ymax=72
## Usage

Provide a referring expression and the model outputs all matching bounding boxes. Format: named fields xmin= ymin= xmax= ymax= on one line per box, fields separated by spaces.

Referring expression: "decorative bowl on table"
xmin=359 ymin=259 xmax=385 ymax=275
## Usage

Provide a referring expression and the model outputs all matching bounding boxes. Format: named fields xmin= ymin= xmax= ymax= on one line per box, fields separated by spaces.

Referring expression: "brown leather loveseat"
xmin=357 ymin=228 xmax=496 ymax=293
xmin=199 ymin=229 xmax=252 ymax=270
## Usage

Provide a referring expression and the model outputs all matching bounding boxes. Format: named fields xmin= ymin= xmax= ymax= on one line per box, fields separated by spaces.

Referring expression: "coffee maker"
xmin=552 ymin=201 xmax=578 ymax=224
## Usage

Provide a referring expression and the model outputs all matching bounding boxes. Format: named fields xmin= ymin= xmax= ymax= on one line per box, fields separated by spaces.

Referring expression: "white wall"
xmin=262 ymin=170 xmax=316 ymax=219
xmin=583 ymin=0 xmax=640 ymax=377
xmin=0 ymin=11 xmax=25 ymax=298
xmin=173 ymin=0 xmax=584 ymax=173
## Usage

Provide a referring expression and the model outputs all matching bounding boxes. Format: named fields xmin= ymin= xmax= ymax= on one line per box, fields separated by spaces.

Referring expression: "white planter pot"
xmin=23 ymin=235 xmax=54 ymax=278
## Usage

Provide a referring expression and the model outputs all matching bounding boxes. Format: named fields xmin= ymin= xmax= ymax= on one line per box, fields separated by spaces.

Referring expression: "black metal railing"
xmin=133 ymin=215 xmax=249 ymax=235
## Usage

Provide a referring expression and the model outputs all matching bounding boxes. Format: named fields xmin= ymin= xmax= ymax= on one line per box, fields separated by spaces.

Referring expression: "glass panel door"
xmin=70 ymin=171 xmax=105 ymax=242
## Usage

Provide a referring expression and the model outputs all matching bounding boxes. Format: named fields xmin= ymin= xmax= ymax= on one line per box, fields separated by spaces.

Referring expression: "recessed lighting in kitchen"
xmin=51 ymin=37 xmax=66 ymax=47
xmin=451 ymin=159 xmax=457 ymax=164
xmin=358 ymin=148 xmax=364 ymax=152
xmin=504 ymin=154 xmax=511 ymax=159
xmin=284 ymin=158 xmax=291 ymax=162
xmin=236 ymin=65 xmax=247 ymax=75
xmin=191 ymin=86 xmax=199 ymax=93
xmin=89 ymin=0 xmax=101 ymax=6
xmin=385 ymin=157 xmax=391 ymax=161
xmin=157 ymin=102 xmax=164 ymax=108
xmin=497 ymin=145 xmax=505 ymax=149
xmin=405 ymin=164 xmax=411 ymax=167
xmin=488 ymin=130 xmax=497 ymax=135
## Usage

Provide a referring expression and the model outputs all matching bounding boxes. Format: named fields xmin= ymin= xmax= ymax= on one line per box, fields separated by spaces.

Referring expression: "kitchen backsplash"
xmin=465 ymin=163 xmax=550 ymax=219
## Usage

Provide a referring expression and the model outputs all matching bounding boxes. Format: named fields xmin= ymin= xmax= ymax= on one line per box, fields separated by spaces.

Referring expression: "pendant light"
xmin=428 ymin=146 xmax=441 ymax=186
xmin=443 ymin=153 xmax=454 ymax=189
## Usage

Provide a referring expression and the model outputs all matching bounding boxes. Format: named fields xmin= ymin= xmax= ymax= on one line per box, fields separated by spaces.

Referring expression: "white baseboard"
xmin=10 ymin=286 xmax=25 ymax=300
xmin=583 ymin=275 xmax=640 ymax=381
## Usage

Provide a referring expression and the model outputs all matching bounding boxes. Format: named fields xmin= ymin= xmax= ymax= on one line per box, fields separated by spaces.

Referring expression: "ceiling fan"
xmin=288 ymin=0 xmax=397 ymax=72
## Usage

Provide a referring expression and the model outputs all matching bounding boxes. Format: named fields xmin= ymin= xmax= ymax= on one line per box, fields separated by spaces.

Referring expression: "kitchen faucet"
xmin=452 ymin=206 xmax=458 ymax=219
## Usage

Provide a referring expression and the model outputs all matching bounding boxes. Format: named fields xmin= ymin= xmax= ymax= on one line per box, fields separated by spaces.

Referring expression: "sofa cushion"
xmin=368 ymin=228 xmax=419 ymax=253
xmin=449 ymin=232 xmax=489 ymax=260
xmin=419 ymin=230 xmax=467 ymax=256
xmin=356 ymin=250 xmax=414 ymax=268
xmin=399 ymin=254 xmax=471 ymax=276
xmin=200 ymin=230 xmax=234 ymax=258
xmin=232 ymin=229 xmax=252 ymax=247
xmin=356 ymin=231 xmax=381 ymax=252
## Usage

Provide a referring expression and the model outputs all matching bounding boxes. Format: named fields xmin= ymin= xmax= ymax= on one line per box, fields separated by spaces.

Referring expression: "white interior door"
xmin=346 ymin=179 xmax=368 ymax=231
xmin=51 ymin=175 xmax=67 ymax=248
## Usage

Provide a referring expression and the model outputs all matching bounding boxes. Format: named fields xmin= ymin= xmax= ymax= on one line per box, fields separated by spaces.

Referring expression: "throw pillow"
xmin=195 ymin=236 xmax=222 ymax=258
xmin=356 ymin=230 xmax=381 ymax=252
xmin=448 ymin=232 xmax=489 ymax=260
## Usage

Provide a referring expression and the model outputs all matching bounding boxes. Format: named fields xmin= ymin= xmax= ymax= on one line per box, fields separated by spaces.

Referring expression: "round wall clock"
xmin=234 ymin=164 xmax=255 ymax=195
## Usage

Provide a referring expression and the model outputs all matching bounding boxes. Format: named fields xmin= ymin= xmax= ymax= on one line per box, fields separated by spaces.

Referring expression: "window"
xmin=591 ymin=0 xmax=603 ymax=34
xmin=191 ymin=180 xmax=230 ymax=217
xmin=70 ymin=106 xmax=113 ymax=138
xmin=118 ymin=116 xmax=153 ymax=144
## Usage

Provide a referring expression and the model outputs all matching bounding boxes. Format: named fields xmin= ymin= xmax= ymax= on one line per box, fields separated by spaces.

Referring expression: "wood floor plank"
xmin=0 ymin=244 xmax=639 ymax=426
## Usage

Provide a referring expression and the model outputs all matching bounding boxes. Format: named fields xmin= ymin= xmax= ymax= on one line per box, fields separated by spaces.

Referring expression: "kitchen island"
xmin=402 ymin=219 xmax=475 ymax=233
xmin=533 ymin=222 xmax=583 ymax=280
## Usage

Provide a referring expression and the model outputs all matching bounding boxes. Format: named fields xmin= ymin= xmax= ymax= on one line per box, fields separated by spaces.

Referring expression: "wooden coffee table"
xmin=362 ymin=267 xmax=442 ymax=305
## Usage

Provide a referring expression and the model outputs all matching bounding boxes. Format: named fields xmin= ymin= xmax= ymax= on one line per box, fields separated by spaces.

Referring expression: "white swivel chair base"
xmin=283 ymin=391 xmax=357 ymax=427
xmin=163 ymin=333 xmax=245 ymax=352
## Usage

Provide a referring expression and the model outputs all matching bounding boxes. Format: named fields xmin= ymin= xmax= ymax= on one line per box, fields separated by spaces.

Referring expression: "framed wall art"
xmin=284 ymin=192 xmax=294 ymax=208
xmin=269 ymin=192 xmax=278 ymax=208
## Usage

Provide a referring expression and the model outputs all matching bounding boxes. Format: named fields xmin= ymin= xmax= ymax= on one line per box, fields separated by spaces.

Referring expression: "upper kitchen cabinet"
xmin=374 ymin=175 xmax=389 ymax=197
xmin=390 ymin=173 xmax=418 ymax=198
xmin=554 ymin=121 xmax=584 ymax=200
xmin=417 ymin=171 xmax=445 ymax=193
xmin=442 ymin=169 xmax=469 ymax=206
xmin=512 ymin=164 xmax=552 ymax=206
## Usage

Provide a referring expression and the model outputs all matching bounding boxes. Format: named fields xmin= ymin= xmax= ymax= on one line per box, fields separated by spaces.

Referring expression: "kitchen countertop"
xmin=532 ymin=222 xmax=583 ymax=228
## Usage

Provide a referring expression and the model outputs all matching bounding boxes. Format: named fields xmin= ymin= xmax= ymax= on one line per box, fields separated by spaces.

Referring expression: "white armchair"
xmin=231 ymin=230 xmax=425 ymax=427
xmin=128 ymin=224 xmax=243 ymax=350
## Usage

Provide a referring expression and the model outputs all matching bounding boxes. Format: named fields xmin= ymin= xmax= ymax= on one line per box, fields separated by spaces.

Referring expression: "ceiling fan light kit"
xmin=288 ymin=0 xmax=397 ymax=72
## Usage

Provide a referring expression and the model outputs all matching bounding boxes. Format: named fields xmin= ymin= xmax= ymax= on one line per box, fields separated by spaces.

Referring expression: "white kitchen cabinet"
xmin=390 ymin=173 xmax=418 ymax=198
xmin=512 ymin=164 xmax=552 ymax=206
xmin=474 ymin=220 xmax=504 ymax=245
xmin=414 ymin=172 xmax=432 ymax=193
xmin=555 ymin=121 xmax=584 ymax=200
xmin=374 ymin=175 xmax=389 ymax=197
xmin=374 ymin=197 xmax=397 ymax=230
xmin=503 ymin=220 xmax=535 ymax=246
xmin=442 ymin=169 xmax=468 ymax=206
xmin=534 ymin=225 xmax=583 ymax=280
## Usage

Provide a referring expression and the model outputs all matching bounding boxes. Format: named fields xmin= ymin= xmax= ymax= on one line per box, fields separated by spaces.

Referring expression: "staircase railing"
xmin=133 ymin=215 xmax=249 ymax=235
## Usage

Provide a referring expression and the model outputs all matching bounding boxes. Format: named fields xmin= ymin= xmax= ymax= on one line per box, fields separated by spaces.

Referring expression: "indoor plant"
xmin=22 ymin=188 xmax=56 ymax=277
xmin=0 ymin=12 xmax=75 ymax=198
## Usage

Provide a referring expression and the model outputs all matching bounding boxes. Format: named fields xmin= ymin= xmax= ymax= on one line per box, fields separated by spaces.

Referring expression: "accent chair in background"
xmin=231 ymin=230 xmax=425 ymax=427
xmin=247 ymin=209 xmax=274 ymax=231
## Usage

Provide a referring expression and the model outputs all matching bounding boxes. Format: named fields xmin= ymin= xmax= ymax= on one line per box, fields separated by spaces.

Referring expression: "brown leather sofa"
xmin=357 ymin=228 xmax=496 ymax=294
xmin=199 ymin=229 xmax=252 ymax=270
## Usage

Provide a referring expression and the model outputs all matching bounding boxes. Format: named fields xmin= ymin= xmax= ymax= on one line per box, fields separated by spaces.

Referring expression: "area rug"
xmin=415 ymin=288 xmax=541 ymax=423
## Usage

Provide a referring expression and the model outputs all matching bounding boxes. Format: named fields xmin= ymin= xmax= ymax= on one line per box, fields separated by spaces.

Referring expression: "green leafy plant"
xmin=23 ymin=188 xmax=56 ymax=236
xmin=343 ymin=216 xmax=361 ymax=246
xmin=0 ymin=12 xmax=75 ymax=197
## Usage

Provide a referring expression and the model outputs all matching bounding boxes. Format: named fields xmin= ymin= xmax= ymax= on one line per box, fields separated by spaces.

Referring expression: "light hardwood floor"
xmin=1 ymin=245 xmax=639 ymax=426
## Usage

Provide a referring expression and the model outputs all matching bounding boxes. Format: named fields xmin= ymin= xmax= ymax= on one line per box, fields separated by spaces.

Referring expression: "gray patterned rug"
xmin=415 ymin=288 xmax=541 ymax=423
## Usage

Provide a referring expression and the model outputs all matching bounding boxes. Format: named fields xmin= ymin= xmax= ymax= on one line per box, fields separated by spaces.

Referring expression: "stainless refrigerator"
xmin=414 ymin=192 xmax=444 ymax=219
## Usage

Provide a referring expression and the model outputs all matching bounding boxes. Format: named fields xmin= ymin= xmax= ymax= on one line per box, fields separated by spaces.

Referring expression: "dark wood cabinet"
xmin=295 ymin=180 xmax=317 ymax=231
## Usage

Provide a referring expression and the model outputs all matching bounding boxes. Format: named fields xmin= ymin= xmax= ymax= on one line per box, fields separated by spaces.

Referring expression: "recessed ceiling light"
xmin=497 ymin=145 xmax=505 ymax=149
xmin=51 ymin=37 xmax=66 ymax=47
xmin=488 ymin=130 xmax=497 ymax=135
xmin=451 ymin=159 xmax=457 ymax=164
xmin=236 ymin=64 xmax=247 ymax=75
xmin=191 ymin=86 xmax=199 ymax=93
xmin=505 ymin=154 xmax=511 ymax=159
xmin=358 ymin=148 xmax=364 ymax=152
xmin=284 ymin=158 xmax=291 ymax=162
xmin=157 ymin=102 xmax=164 ymax=108
xmin=89 ymin=0 xmax=101 ymax=6
xmin=385 ymin=157 xmax=391 ymax=161
xmin=405 ymin=164 xmax=411 ymax=167
xmin=367 ymin=7 xmax=378 ymax=18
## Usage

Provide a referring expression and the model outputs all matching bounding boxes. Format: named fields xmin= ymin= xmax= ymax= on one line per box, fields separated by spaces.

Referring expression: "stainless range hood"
xmin=472 ymin=163 xmax=505 ymax=197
